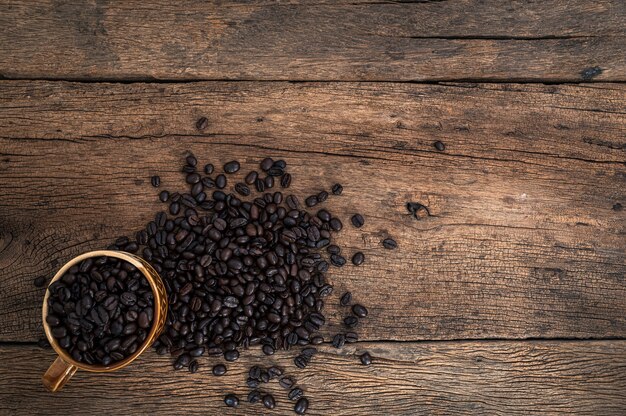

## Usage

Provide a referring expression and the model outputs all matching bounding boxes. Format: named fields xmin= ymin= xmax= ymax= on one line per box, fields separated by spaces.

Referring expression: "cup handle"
xmin=43 ymin=356 xmax=77 ymax=392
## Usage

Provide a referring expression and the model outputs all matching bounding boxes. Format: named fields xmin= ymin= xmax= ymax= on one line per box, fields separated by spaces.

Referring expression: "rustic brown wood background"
xmin=0 ymin=1 xmax=625 ymax=415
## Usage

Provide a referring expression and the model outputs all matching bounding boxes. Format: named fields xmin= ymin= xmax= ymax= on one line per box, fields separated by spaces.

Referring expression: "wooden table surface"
xmin=1 ymin=1 xmax=625 ymax=414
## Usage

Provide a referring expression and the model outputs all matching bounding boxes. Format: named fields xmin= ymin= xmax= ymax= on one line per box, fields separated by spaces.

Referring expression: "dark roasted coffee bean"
xmin=311 ymin=336 xmax=324 ymax=345
xmin=352 ymin=304 xmax=368 ymax=318
xmin=434 ymin=140 xmax=445 ymax=151
xmin=264 ymin=175 xmax=274 ymax=188
xmin=289 ymin=387 xmax=304 ymax=401
xmin=249 ymin=365 xmax=261 ymax=380
xmin=223 ymin=161 xmax=240 ymax=173
xmin=382 ymin=238 xmax=397 ymax=249
xmin=286 ymin=195 xmax=299 ymax=209
xmin=279 ymin=377 xmax=294 ymax=389
xmin=332 ymin=333 xmax=346 ymax=348
xmin=329 ymin=218 xmax=342 ymax=231
xmin=255 ymin=178 xmax=265 ymax=192
xmin=248 ymin=390 xmax=262 ymax=403
xmin=344 ymin=316 xmax=358 ymax=328
xmin=295 ymin=397 xmax=309 ymax=414
xmin=351 ymin=214 xmax=364 ymax=228
xmin=345 ymin=332 xmax=358 ymax=343
xmin=188 ymin=360 xmax=199 ymax=373
xmin=340 ymin=292 xmax=352 ymax=306
xmin=196 ymin=117 xmax=209 ymax=130
xmin=235 ymin=182 xmax=251 ymax=196
xmin=327 ymin=245 xmax=341 ymax=255
xmin=212 ymin=364 xmax=227 ymax=376
xmin=158 ymin=190 xmax=170 ymax=202
xmin=260 ymin=371 xmax=270 ymax=383
xmin=215 ymin=174 xmax=227 ymax=189
xmin=247 ymin=377 xmax=260 ymax=388
xmin=330 ymin=254 xmax=346 ymax=267
xmin=260 ymin=157 xmax=274 ymax=171
xmin=262 ymin=344 xmax=275 ymax=355
xmin=268 ymin=167 xmax=283 ymax=177
xmin=34 ymin=276 xmax=46 ymax=287
xmin=204 ymin=163 xmax=214 ymax=174
xmin=294 ymin=355 xmax=307 ymax=369
xmin=280 ymin=173 xmax=292 ymax=188
xmin=268 ymin=366 xmax=283 ymax=378
xmin=317 ymin=191 xmax=328 ymax=202
xmin=262 ymin=394 xmax=275 ymax=409
xmin=224 ymin=349 xmax=239 ymax=361
xmin=151 ymin=175 xmax=160 ymax=187
xmin=351 ymin=252 xmax=365 ymax=266
xmin=331 ymin=183 xmax=343 ymax=195
xmin=38 ymin=337 xmax=51 ymax=349
xmin=224 ymin=394 xmax=239 ymax=407
xmin=305 ymin=196 xmax=318 ymax=207
xmin=359 ymin=352 xmax=372 ymax=365
xmin=245 ymin=171 xmax=258 ymax=184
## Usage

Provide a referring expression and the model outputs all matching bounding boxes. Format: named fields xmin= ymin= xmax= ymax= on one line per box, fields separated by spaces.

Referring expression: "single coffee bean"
xmin=352 ymin=304 xmax=368 ymax=318
xmin=196 ymin=117 xmax=209 ymax=130
xmin=279 ymin=377 xmax=294 ymax=389
xmin=382 ymin=238 xmax=397 ymax=249
xmin=33 ymin=276 xmax=46 ymax=287
xmin=311 ymin=336 xmax=324 ymax=345
xmin=280 ymin=173 xmax=292 ymax=188
xmin=317 ymin=191 xmax=328 ymax=202
xmin=262 ymin=394 xmax=276 ymax=409
xmin=260 ymin=371 xmax=270 ymax=383
xmin=223 ymin=161 xmax=240 ymax=174
xmin=294 ymin=355 xmax=308 ymax=369
xmin=188 ymin=360 xmax=199 ymax=373
xmin=262 ymin=344 xmax=275 ymax=355
xmin=305 ymin=196 xmax=318 ymax=207
xmin=340 ymin=292 xmax=352 ymax=306
xmin=329 ymin=218 xmax=343 ymax=231
xmin=351 ymin=252 xmax=365 ymax=266
xmin=235 ymin=182 xmax=251 ymax=196
xmin=331 ymin=183 xmax=343 ymax=195
xmin=212 ymin=364 xmax=227 ymax=376
xmin=224 ymin=349 xmax=240 ymax=361
xmin=245 ymin=171 xmax=258 ymax=184
xmin=224 ymin=394 xmax=239 ymax=407
xmin=268 ymin=366 xmax=283 ymax=378
xmin=37 ymin=337 xmax=51 ymax=349
xmin=345 ymin=332 xmax=358 ymax=343
xmin=265 ymin=175 xmax=274 ymax=188
xmin=260 ymin=157 xmax=274 ymax=171
xmin=332 ymin=333 xmax=346 ymax=348
xmin=351 ymin=214 xmax=364 ymax=228
xmin=295 ymin=397 xmax=309 ymax=414
xmin=434 ymin=140 xmax=445 ymax=151
xmin=248 ymin=390 xmax=261 ymax=403
xmin=204 ymin=163 xmax=214 ymax=174
xmin=360 ymin=352 xmax=372 ymax=365
xmin=215 ymin=174 xmax=227 ymax=189
xmin=330 ymin=254 xmax=346 ymax=267
xmin=249 ymin=365 xmax=261 ymax=380
xmin=344 ymin=316 xmax=359 ymax=328
xmin=289 ymin=387 xmax=304 ymax=401
xmin=158 ymin=190 xmax=170 ymax=202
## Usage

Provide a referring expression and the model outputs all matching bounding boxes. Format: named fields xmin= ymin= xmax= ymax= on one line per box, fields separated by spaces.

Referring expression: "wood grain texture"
xmin=0 ymin=81 xmax=624 ymax=342
xmin=1 ymin=341 xmax=625 ymax=415
xmin=0 ymin=1 xmax=624 ymax=81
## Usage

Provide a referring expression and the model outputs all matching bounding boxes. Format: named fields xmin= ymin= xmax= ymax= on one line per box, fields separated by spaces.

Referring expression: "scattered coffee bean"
xmin=382 ymin=238 xmax=397 ymax=249
xmin=151 ymin=175 xmax=160 ymax=187
xmin=434 ymin=141 xmax=445 ymax=151
xmin=352 ymin=304 xmax=368 ymax=318
xmin=260 ymin=157 xmax=274 ymax=171
xmin=360 ymin=352 xmax=372 ymax=365
xmin=235 ymin=182 xmax=251 ymax=196
xmin=351 ymin=252 xmax=365 ymax=266
xmin=311 ymin=336 xmax=324 ymax=345
xmin=223 ymin=161 xmax=240 ymax=174
xmin=294 ymin=355 xmax=308 ymax=369
xmin=245 ymin=171 xmax=258 ymax=184
xmin=330 ymin=254 xmax=346 ymax=267
xmin=262 ymin=344 xmax=275 ymax=356
xmin=215 ymin=174 xmax=226 ymax=189
xmin=196 ymin=117 xmax=209 ymax=130
xmin=204 ymin=163 xmax=214 ymax=174
xmin=33 ymin=276 xmax=46 ymax=287
xmin=224 ymin=350 xmax=240 ymax=362
xmin=305 ymin=196 xmax=318 ymax=207
xmin=332 ymin=333 xmax=346 ymax=348
xmin=289 ymin=387 xmax=304 ymax=401
xmin=345 ymin=332 xmax=358 ymax=343
xmin=295 ymin=397 xmax=309 ymax=415
xmin=158 ymin=190 xmax=170 ymax=202
xmin=317 ymin=191 xmax=328 ymax=202
xmin=280 ymin=173 xmax=292 ymax=188
xmin=279 ymin=377 xmax=294 ymax=389
xmin=268 ymin=366 xmax=283 ymax=378
xmin=262 ymin=394 xmax=276 ymax=409
xmin=212 ymin=364 xmax=227 ymax=376
xmin=224 ymin=394 xmax=239 ymax=407
xmin=351 ymin=214 xmax=364 ymax=228
xmin=37 ymin=337 xmax=51 ymax=349
xmin=331 ymin=183 xmax=343 ymax=195
xmin=344 ymin=316 xmax=359 ymax=328
xmin=188 ymin=360 xmax=199 ymax=373
xmin=340 ymin=292 xmax=352 ymax=306
xmin=248 ymin=390 xmax=261 ymax=403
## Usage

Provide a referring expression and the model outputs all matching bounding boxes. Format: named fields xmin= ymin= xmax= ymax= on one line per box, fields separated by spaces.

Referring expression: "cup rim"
xmin=42 ymin=250 xmax=164 ymax=373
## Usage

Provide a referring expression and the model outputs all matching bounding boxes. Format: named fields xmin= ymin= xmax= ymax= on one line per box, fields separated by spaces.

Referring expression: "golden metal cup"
xmin=41 ymin=250 xmax=167 ymax=392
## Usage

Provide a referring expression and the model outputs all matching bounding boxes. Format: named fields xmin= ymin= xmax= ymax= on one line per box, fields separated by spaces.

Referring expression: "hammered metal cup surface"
xmin=42 ymin=250 xmax=167 ymax=392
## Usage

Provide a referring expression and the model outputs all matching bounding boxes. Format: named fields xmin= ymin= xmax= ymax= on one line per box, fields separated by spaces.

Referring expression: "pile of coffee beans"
xmin=45 ymin=256 xmax=154 ymax=366
xmin=102 ymin=153 xmax=389 ymax=413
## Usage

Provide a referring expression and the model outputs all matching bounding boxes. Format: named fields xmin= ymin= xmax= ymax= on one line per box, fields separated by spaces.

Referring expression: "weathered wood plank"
xmin=0 ymin=81 xmax=624 ymax=342
xmin=1 ymin=341 xmax=625 ymax=415
xmin=0 ymin=1 xmax=624 ymax=81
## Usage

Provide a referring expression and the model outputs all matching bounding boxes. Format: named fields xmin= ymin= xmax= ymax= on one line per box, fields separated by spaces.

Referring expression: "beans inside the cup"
xmin=45 ymin=256 xmax=154 ymax=366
